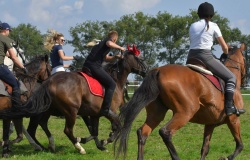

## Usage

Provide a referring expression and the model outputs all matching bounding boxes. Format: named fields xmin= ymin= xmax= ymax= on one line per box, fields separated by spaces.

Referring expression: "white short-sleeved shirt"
xmin=189 ymin=19 xmax=222 ymax=50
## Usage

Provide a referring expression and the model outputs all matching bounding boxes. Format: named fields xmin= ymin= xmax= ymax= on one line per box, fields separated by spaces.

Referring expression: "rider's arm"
xmin=217 ymin=36 xmax=228 ymax=54
xmin=8 ymin=47 xmax=25 ymax=69
xmin=58 ymin=50 xmax=74 ymax=60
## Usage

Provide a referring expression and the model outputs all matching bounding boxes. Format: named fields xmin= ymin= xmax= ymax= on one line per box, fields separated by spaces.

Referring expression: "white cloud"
xmin=99 ymin=0 xmax=161 ymax=14
xmin=29 ymin=0 xmax=52 ymax=22
xmin=74 ymin=0 xmax=84 ymax=10
xmin=59 ymin=5 xmax=73 ymax=14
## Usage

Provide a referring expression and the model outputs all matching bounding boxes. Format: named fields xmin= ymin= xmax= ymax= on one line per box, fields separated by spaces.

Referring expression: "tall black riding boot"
xmin=100 ymin=89 xmax=119 ymax=120
xmin=11 ymin=89 xmax=22 ymax=111
xmin=224 ymin=91 xmax=236 ymax=116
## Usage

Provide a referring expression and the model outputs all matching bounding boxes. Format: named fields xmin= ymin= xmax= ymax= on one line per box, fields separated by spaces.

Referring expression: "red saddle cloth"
xmin=200 ymin=73 xmax=222 ymax=91
xmin=78 ymin=72 xmax=104 ymax=97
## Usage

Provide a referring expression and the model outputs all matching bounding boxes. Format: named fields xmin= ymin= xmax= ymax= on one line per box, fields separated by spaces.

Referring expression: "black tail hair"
xmin=114 ymin=69 xmax=160 ymax=159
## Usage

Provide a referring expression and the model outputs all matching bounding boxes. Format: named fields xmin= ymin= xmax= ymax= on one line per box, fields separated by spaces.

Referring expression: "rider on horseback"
xmin=187 ymin=2 xmax=238 ymax=116
xmin=0 ymin=22 xmax=28 ymax=111
xmin=82 ymin=30 xmax=126 ymax=121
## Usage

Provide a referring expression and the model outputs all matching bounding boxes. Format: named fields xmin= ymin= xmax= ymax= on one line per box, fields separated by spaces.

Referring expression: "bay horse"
xmin=24 ymin=47 xmax=148 ymax=154
xmin=0 ymin=55 xmax=51 ymax=157
xmin=114 ymin=43 xmax=246 ymax=160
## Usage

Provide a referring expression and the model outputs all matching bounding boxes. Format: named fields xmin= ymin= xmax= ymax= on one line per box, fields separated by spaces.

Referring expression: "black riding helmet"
xmin=198 ymin=2 xmax=214 ymax=18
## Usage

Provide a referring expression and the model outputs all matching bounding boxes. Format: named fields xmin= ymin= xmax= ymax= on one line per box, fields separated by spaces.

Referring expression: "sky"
xmin=1 ymin=0 xmax=250 ymax=78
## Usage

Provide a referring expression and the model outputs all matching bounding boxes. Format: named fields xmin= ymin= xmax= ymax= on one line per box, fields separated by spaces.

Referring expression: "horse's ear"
xmin=45 ymin=54 xmax=49 ymax=62
xmin=240 ymin=43 xmax=246 ymax=51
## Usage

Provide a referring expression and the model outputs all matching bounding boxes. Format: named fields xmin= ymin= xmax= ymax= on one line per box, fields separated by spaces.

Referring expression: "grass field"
xmin=1 ymin=94 xmax=250 ymax=160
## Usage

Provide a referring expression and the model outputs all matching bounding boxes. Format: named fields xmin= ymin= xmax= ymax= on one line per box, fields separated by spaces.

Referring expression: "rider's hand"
xmin=115 ymin=53 xmax=124 ymax=59
xmin=22 ymin=67 xmax=28 ymax=74
xmin=220 ymin=53 xmax=228 ymax=62
xmin=73 ymin=55 xmax=81 ymax=61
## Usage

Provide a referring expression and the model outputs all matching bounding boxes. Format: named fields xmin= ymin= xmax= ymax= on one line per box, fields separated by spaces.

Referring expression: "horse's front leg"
xmin=2 ymin=119 xmax=12 ymax=158
xmin=226 ymin=116 xmax=243 ymax=160
xmin=200 ymin=125 xmax=215 ymax=160
xmin=11 ymin=118 xmax=23 ymax=144
xmin=101 ymin=115 xmax=122 ymax=146
xmin=80 ymin=116 xmax=106 ymax=150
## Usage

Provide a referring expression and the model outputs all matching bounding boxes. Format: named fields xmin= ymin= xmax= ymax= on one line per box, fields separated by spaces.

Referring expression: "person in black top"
xmin=83 ymin=30 xmax=126 ymax=121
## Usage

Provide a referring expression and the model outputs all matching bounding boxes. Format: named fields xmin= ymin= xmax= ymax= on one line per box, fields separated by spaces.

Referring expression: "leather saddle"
xmin=186 ymin=58 xmax=224 ymax=92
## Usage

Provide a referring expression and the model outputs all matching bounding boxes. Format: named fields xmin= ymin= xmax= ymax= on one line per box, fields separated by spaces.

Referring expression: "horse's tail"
xmin=114 ymin=69 xmax=160 ymax=159
xmin=0 ymin=80 xmax=52 ymax=119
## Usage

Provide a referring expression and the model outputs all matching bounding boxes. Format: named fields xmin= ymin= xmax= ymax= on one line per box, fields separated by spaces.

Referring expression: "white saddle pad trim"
xmin=186 ymin=64 xmax=213 ymax=75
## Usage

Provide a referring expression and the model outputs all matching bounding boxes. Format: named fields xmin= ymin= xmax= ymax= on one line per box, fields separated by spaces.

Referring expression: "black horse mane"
xmin=102 ymin=50 xmax=134 ymax=81
xmin=15 ymin=55 xmax=47 ymax=82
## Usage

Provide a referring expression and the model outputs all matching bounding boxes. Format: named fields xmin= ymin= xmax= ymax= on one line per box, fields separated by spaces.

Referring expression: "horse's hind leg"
xmin=159 ymin=111 xmax=194 ymax=160
xmin=80 ymin=116 xmax=106 ymax=151
xmin=137 ymin=100 xmax=168 ymax=160
xmin=226 ymin=117 xmax=243 ymax=160
xmin=64 ymin=113 xmax=86 ymax=154
xmin=200 ymin=125 xmax=216 ymax=160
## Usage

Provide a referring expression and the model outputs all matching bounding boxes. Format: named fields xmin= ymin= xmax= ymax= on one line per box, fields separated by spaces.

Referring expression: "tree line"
xmin=9 ymin=10 xmax=250 ymax=82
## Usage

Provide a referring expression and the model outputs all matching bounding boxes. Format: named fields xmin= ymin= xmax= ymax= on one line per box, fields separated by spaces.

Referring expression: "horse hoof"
xmin=97 ymin=145 xmax=107 ymax=151
xmin=101 ymin=140 xmax=108 ymax=146
xmin=236 ymin=109 xmax=246 ymax=116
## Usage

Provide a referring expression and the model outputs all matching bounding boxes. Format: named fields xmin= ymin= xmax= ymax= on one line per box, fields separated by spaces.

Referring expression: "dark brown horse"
xmin=0 ymin=55 xmax=51 ymax=157
xmin=24 ymin=49 xmax=148 ymax=154
xmin=114 ymin=43 xmax=246 ymax=160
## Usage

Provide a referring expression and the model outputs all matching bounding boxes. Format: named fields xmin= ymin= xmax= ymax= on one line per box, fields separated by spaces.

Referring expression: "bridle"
xmin=120 ymin=51 xmax=148 ymax=77
xmin=225 ymin=48 xmax=246 ymax=86
xmin=15 ymin=56 xmax=51 ymax=95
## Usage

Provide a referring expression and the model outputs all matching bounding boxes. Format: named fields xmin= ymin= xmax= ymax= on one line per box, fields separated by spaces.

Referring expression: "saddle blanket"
xmin=78 ymin=72 xmax=104 ymax=97
xmin=0 ymin=79 xmax=28 ymax=96
xmin=187 ymin=65 xmax=223 ymax=91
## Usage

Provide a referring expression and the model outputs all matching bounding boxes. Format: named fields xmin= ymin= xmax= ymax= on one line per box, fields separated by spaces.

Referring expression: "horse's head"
xmin=16 ymin=54 xmax=51 ymax=83
xmin=225 ymin=43 xmax=246 ymax=87
xmin=121 ymin=44 xmax=148 ymax=77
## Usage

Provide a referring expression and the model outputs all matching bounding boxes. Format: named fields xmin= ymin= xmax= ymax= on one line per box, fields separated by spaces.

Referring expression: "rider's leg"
xmin=224 ymin=81 xmax=236 ymax=115
xmin=0 ymin=64 xmax=21 ymax=109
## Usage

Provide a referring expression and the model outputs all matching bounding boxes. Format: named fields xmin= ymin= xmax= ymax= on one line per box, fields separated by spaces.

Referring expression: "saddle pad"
xmin=186 ymin=64 xmax=213 ymax=75
xmin=0 ymin=80 xmax=28 ymax=96
xmin=201 ymin=73 xmax=222 ymax=91
xmin=78 ymin=72 xmax=104 ymax=97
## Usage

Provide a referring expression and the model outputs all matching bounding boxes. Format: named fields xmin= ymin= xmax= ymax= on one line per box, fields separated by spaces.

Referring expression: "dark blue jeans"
xmin=0 ymin=64 xmax=19 ymax=90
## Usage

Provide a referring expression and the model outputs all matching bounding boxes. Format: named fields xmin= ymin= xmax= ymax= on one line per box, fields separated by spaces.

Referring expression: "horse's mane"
xmin=228 ymin=45 xmax=238 ymax=55
xmin=16 ymin=55 xmax=46 ymax=82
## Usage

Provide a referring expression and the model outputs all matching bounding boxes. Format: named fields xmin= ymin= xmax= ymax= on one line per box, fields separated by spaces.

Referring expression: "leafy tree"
xmin=10 ymin=23 xmax=45 ymax=59
xmin=153 ymin=11 xmax=190 ymax=64
xmin=115 ymin=12 xmax=159 ymax=68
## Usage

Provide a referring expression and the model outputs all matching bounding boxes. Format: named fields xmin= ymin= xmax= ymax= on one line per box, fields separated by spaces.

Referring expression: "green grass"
xmin=1 ymin=95 xmax=250 ymax=160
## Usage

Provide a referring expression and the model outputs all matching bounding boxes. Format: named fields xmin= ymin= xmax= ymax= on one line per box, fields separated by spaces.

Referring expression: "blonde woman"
xmin=44 ymin=29 xmax=80 ymax=75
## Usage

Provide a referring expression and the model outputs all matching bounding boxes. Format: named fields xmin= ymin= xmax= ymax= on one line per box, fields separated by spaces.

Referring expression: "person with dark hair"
xmin=83 ymin=30 xmax=126 ymax=121
xmin=186 ymin=2 xmax=239 ymax=116
xmin=0 ymin=22 xmax=28 ymax=110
